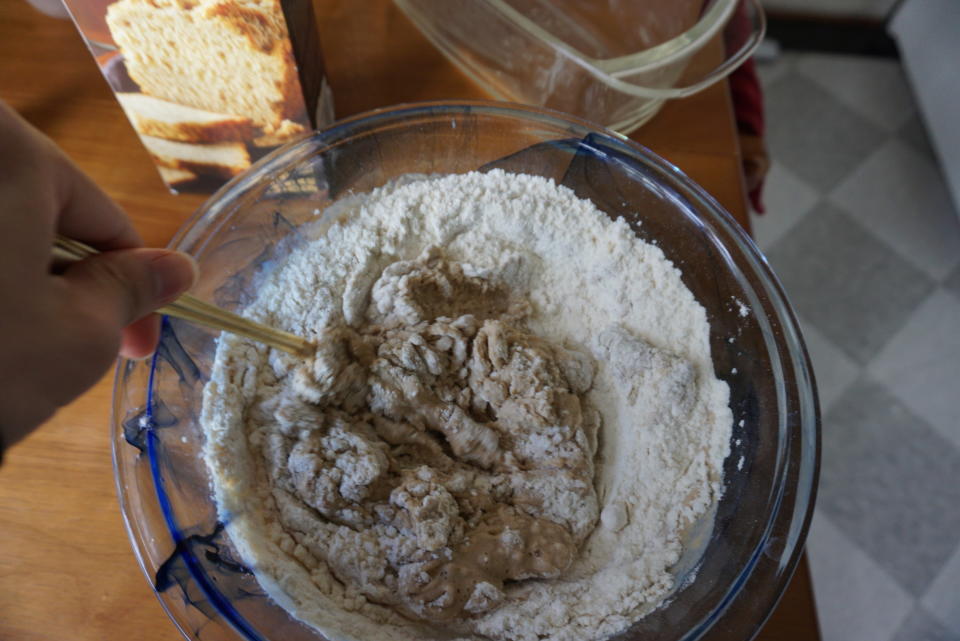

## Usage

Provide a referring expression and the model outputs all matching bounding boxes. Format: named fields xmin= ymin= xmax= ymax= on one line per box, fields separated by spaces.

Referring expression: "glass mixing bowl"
xmin=112 ymin=101 xmax=819 ymax=641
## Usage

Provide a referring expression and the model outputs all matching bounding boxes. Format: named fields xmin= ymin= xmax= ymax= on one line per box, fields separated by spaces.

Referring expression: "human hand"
xmin=0 ymin=101 xmax=197 ymax=447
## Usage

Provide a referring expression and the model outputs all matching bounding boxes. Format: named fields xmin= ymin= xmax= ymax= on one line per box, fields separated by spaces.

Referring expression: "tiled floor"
xmin=753 ymin=51 xmax=960 ymax=641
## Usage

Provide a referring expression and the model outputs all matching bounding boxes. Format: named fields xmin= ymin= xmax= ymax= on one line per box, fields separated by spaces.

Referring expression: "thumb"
xmin=63 ymin=248 xmax=198 ymax=327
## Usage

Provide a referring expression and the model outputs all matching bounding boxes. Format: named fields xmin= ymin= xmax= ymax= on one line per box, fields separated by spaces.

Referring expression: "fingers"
xmin=0 ymin=100 xmax=142 ymax=253
xmin=61 ymin=248 xmax=198 ymax=333
xmin=121 ymin=315 xmax=162 ymax=360
xmin=54 ymin=157 xmax=144 ymax=251
xmin=0 ymin=101 xmax=184 ymax=440
xmin=0 ymin=102 xmax=63 ymax=272
xmin=3 ymin=250 xmax=196 ymax=434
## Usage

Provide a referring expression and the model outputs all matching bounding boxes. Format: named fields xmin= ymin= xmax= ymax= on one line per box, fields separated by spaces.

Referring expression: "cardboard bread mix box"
xmin=63 ymin=0 xmax=334 ymax=192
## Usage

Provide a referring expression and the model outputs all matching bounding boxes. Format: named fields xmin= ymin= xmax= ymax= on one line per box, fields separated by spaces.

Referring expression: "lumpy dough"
xmin=200 ymin=171 xmax=733 ymax=641
xmin=254 ymin=250 xmax=599 ymax=622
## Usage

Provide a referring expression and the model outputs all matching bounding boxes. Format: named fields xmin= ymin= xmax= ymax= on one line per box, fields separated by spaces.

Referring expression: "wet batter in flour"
xmin=201 ymin=170 xmax=732 ymax=641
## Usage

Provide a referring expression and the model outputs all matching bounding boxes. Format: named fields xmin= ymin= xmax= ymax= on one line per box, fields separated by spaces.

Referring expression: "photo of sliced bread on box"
xmin=92 ymin=0 xmax=329 ymax=191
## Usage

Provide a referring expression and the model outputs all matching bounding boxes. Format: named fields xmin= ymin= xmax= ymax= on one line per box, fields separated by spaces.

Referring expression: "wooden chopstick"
xmin=53 ymin=234 xmax=314 ymax=357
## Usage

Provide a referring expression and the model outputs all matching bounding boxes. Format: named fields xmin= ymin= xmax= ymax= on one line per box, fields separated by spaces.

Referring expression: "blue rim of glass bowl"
xmin=114 ymin=100 xmax=820 ymax=641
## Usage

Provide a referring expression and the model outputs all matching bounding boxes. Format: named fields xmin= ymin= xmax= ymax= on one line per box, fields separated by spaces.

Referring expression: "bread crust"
xmin=134 ymin=117 xmax=256 ymax=143
xmin=118 ymin=93 xmax=257 ymax=143
xmin=143 ymin=136 xmax=251 ymax=178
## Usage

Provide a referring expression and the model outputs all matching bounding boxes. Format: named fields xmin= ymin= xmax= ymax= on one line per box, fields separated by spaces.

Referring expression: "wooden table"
xmin=0 ymin=1 xmax=820 ymax=640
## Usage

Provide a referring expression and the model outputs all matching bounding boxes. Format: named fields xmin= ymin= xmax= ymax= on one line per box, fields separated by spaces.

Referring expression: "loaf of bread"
xmin=142 ymin=135 xmax=251 ymax=178
xmin=117 ymin=93 xmax=255 ymax=143
xmin=106 ymin=0 xmax=306 ymax=134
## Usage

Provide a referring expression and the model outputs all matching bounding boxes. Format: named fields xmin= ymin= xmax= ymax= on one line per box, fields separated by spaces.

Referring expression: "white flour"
xmin=201 ymin=170 xmax=732 ymax=641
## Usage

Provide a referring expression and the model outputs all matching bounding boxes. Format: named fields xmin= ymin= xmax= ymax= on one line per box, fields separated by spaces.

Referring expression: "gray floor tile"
xmin=796 ymin=54 xmax=916 ymax=132
xmin=766 ymin=203 xmax=935 ymax=364
xmin=764 ymin=72 xmax=885 ymax=192
xmin=756 ymin=49 xmax=799 ymax=87
xmin=869 ymin=290 xmax=960 ymax=450
xmin=922 ymin=545 xmax=960 ymax=635
xmin=830 ymin=139 xmax=960 ymax=280
xmin=891 ymin=608 xmax=956 ymax=641
xmin=807 ymin=510 xmax=912 ymax=641
xmin=899 ymin=113 xmax=938 ymax=161
xmin=820 ymin=379 xmax=960 ymax=596
xmin=796 ymin=315 xmax=860 ymax=413
xmin=944 ymin=264 xmax=960 ymax=299
xmin=750 ymin=162 xmax=820 ymax=251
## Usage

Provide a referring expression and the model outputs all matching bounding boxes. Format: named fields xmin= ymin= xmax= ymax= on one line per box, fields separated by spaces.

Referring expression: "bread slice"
xmin=117 ymin=93 xmax=255 ymax=143
xmin=158 ymin=165 xmax=198 ymax=187
xmin=141 ymin=135 xmax=250 ymax=179
xmin=106 ymin=0 xmax=306 ymax=133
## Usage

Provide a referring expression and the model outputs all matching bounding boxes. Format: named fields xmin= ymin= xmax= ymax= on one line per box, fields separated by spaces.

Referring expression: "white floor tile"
xmin=807 ymin=509 xmax=913 ymax=641
xmin=868 ymin=290 xmax=960 ymax=450
xmin=797 ymin=315 xmax=860 ymax=412
xmin=921 ymin=544 xmax=960 ymax=635
xmin=751 ymin=162 xmax=820 ymax=251
xmin=830 ymin=139 xmax=960 ymax=280
xmin=796 ymin=54 xmax=916 ymax=132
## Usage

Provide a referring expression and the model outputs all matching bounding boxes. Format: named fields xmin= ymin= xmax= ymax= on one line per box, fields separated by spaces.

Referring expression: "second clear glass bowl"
xmin=393 ymin=0 xmax=765 ymax=132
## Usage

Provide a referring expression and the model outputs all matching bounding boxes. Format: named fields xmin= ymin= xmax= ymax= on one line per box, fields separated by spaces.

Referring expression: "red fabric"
xmin=725 ymin=1 xmax=766 ymax=213
xmin=729 ymin=57 xmax=764 ymax=138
